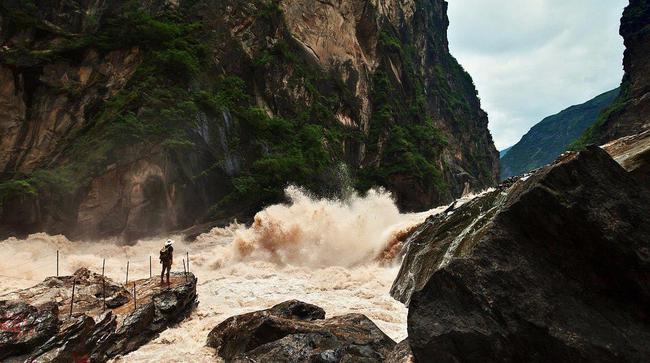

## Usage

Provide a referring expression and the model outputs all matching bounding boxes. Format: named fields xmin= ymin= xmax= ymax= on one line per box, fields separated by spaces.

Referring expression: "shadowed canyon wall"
xmin=574 ymin=0 xmax=649 ymax=147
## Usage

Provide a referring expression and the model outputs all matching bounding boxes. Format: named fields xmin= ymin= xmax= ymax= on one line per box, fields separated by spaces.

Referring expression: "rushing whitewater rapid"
xmin=0 ymin=187 xmax=486 ymax=362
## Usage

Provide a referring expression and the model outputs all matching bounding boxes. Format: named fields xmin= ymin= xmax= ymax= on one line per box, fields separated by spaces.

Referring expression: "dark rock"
xmin=105 ymin=292 xmax=130 ymax=308
xmin=0 ymin=268 xmax=197 ymax=362
xmin=268 ymin=299 xmax=326 ymax=321
xmin=392 ymin=146 xmax=650 ymax=362
xmin=230 ymin=332 xmax=340 ymax=362
xmin=385 ymin=339 xmax=414 ymax=363
xmin=29 ymin=313 xmax=108 ymax=362
xmin=206 ymin=300 xmax=395 ymax=362
xmin=0 ymin=301 xmax=59 ymax=360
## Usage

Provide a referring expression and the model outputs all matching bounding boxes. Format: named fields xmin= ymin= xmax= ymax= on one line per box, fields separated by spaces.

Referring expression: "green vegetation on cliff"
xmin=0 ymin=0 xmax=351 ymax=216
xmin=0 ymin=0 xmax=498 ymax=238
xmin=569 ymin=94 xmax=627 ymax=150
xmin=0 ymin=3 xmax=208 ymax=202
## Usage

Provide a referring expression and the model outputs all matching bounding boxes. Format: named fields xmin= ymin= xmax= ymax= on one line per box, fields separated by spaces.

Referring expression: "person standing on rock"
xmin=160 ymin=239 xmax=174 ymax=285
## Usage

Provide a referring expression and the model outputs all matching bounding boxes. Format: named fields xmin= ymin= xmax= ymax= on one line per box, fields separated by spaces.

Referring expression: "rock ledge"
xmin=0 ymin=268 xmax=197 ymax=362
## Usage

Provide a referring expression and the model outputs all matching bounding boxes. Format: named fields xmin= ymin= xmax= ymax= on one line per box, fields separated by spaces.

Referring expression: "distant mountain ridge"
xmin=500 ymin=88 xmax=619 ymax=179
xmin=499 ymin=146 xmax=512 ymax=158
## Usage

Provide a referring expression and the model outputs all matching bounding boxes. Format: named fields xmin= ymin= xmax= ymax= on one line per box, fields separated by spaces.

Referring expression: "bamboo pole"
xmin=69 ymin=279 xmax=76 ymax=318
xmin=125 ymin=261 xmax=129 ymax=284
xmin=102 ymin=259 xmax=106 ymax=311
xmin=133 ymin=282 xmax=137 ymax=311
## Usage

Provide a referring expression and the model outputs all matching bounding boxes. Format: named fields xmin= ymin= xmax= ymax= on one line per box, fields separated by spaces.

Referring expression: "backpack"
xmin=160 ymin=246 xmax=172 ymax=263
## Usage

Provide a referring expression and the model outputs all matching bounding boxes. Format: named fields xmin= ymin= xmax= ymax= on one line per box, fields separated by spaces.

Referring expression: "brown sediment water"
xmin=0 ymin=186 xmax=489 ymax=362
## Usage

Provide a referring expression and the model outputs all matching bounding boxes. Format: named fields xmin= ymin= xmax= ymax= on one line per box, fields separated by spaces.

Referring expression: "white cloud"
xmin=447 ymin=0 xmax=627 ymax=149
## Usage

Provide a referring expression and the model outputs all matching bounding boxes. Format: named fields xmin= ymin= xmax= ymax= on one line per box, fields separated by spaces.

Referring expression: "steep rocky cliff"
xmin=574 ymin=0 xmax=649 ymax=146
xmin=0 ymin=0 xmax=498 ymax=240
xmin=501 ymin=88 xmax=618 ymax=179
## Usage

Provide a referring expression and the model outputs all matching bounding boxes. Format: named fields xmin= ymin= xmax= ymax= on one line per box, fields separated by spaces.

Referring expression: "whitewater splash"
xmin=205 ymin=186 xmax=439 ymax=268
xmin=0 ymin=186 xmax=488 ymax=362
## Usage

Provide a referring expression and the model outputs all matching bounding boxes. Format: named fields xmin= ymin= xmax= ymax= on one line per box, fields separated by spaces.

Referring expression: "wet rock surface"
xmin=206 ymin=300 xmax=397 ymax=362
xmin=0 ymin=268 xmax=197 ymax=362
xmin=391 ymin=145 xmax=650 ymax=362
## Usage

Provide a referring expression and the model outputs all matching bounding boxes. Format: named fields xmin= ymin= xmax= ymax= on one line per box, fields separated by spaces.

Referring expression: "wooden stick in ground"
xmin=102 ymin=258 xmax=106 ymax=311
xmin=102 ymin=278 xmax=106 ymax=311
xmin=125 ymin=261 xmax=129 ymax=284
xmin=69 ymin=279 xmax=76 ymax=318
xmin=149 ymin=256 xmax=152 ymax=278
xmin=56 ymin=250 xmax=59 ymax=277
xmin=133 ymin=282 xmax=137 ymax=311
xmin=186 ymin=251 xmax=190 ymax=273
xmin=182 ymin=259 xmax=187 ymax=282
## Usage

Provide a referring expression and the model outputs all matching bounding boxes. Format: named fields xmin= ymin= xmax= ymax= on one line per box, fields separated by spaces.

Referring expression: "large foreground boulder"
xmin=206 ymin=300 xmax=397 ymax=362
xmin=0 ymin=268 xmax=197 ymax=362
xmin=391 ymin=145 xmax=650 ymax=362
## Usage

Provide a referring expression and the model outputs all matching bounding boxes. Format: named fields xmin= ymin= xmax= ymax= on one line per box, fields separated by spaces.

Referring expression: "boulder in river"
xmin=0 ymin=268 xmax=197 ymax=362
xmin=206 ymin=300 xmax=397 ymax=362
xmin=391 ymin=145 xmax=650 ymax=362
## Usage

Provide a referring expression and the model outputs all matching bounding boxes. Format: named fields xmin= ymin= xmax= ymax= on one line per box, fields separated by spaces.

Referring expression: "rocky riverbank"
xmin=0 ymin=268 xmax=197 ymax=362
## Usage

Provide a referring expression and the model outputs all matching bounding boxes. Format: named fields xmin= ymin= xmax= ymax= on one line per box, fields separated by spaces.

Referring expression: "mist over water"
xmin=0 ymin=186 xmax=486 ymax=361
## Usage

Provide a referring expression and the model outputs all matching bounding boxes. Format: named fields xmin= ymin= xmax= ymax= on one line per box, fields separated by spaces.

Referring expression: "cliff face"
xmin=0 ymin=0 xmax=498 ymax=240
xmin=501 ymin=88 xmax=619 ymax=179
xmin=575 ymin=0 xmax=650 ymax=146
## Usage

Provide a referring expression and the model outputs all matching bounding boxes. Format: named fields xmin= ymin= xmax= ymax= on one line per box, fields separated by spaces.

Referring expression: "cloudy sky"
xmin=447 ymin=0 xmax=628 ymax=150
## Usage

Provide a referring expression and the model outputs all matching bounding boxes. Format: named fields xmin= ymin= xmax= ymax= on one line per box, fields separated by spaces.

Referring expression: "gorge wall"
xmin=0 ymin=0 xmax=498 ymax=240
xmin=574 ymin=0 xmax=649 ymax=147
